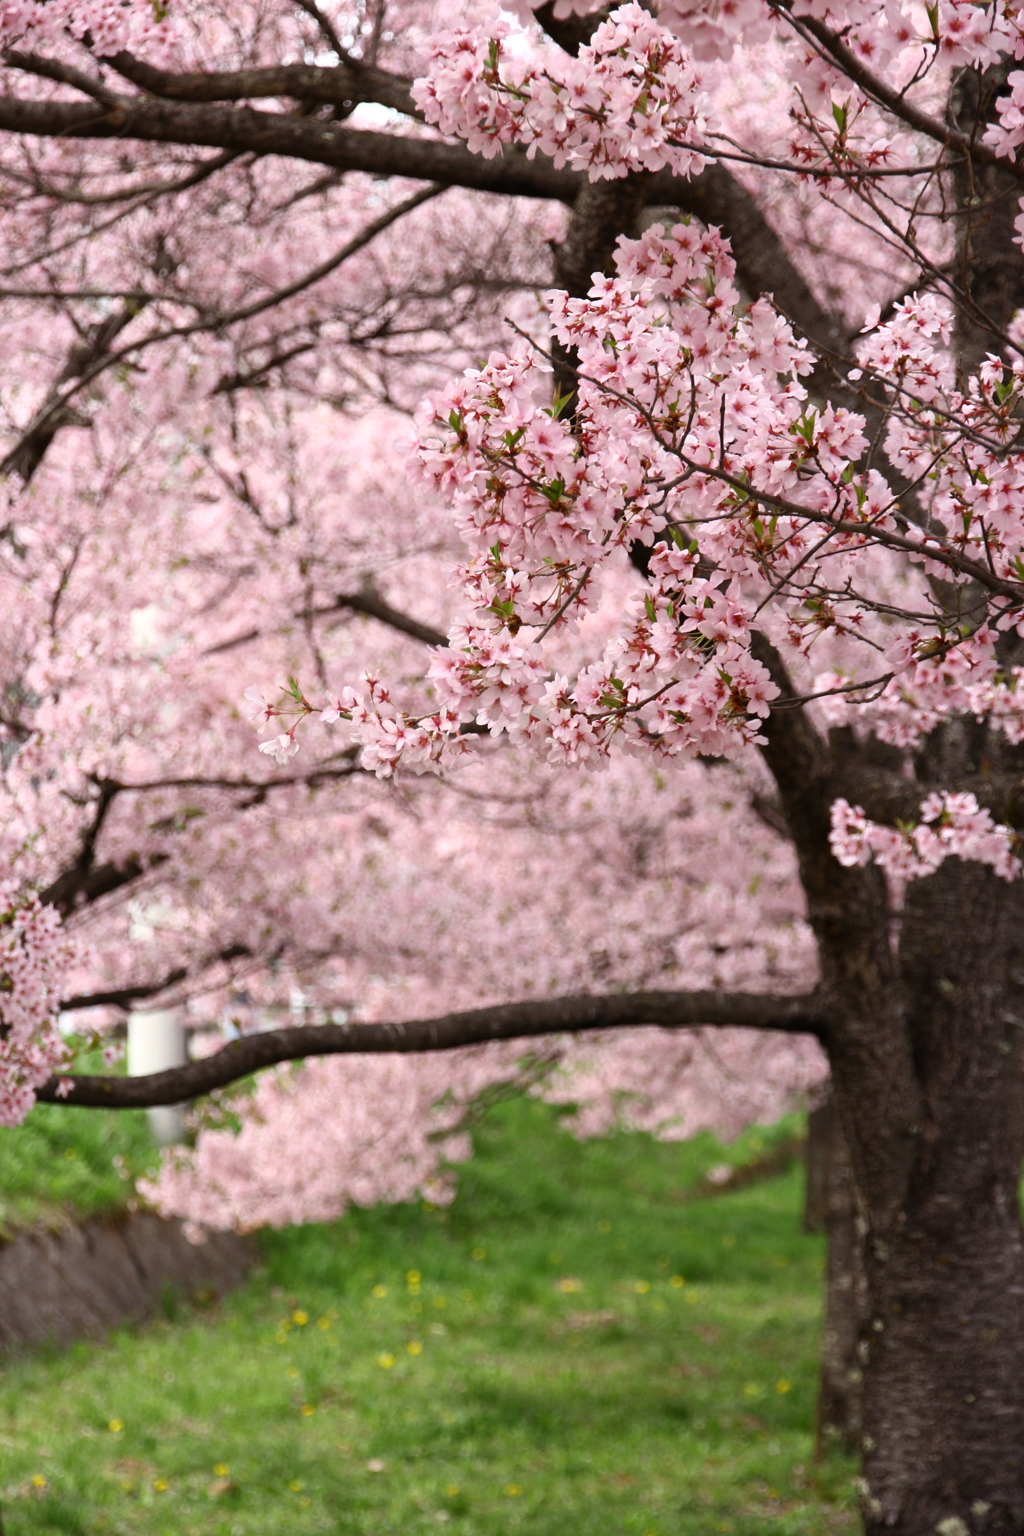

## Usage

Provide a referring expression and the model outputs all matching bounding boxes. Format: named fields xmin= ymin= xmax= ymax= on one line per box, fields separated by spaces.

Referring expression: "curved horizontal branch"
xmin=0 ymin=95 xmax=582 ymax=199
xmin=101 ymin=52 xmax=418 ymax=119
xmin=38 ymin=987 xmax=829 ymax=1107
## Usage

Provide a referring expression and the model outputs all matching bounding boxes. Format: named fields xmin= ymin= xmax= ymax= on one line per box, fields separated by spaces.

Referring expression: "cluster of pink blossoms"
xmin=0 ymin=885 xmax=74 ymax=1127
xmin=308 ymin=220 xmax=897 ymax=775
xmin=660 ymin=0 xmax=1018 ymax=66
xmin=0 ymin=0 xmax=174 ymax=60
xmin=830 ymin=794 xmax=1021 ymax=885
xmin=412 ymin=4 xmax=708 ymax=182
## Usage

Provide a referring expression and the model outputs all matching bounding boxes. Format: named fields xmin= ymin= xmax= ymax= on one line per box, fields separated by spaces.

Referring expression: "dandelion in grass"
xmin=31 ymin=1474 xmax=46 ymax=1488
xmin=373 ymin=1284 xmax=388 ymax=1298
xmin=108 ymin=1418 xmax=123 ymax=1433
xmin=154 ymin=1478 xmax=169 ymax=1492
xmin=289 ymin=1480 xmax=303 ymax=1492
xmin=317 ymin=1316 xmax=331 ymax=1330
xmin=293 ymin=1310 xmax=308 ymax=1325
xmin=776 ymin=1379 xmax=791 ymax=1394
xmin=504 ymin=1483 xmax=522 ymax=1497
xmin=301 ymin=1404 xmax=316 ymax=1416
xmin=445 ymin=1485 xmax=460 ymax=1497
xmin=634 ymin=1281 xmax=650 ymax=1294
xmin=670 ymin=1275 xmax=685 ymax=1288
xmin=408 ymin=1340 xmax=423 ymax=1355
xmin=378 ymin=1353 xmax=395 ymax=1369
xmin=214 ymin=1463 xmax=229 ymax=1476
xmin=407 ymin=1270 xmax=421 ymax=1285
xmin=471 ymin=1247 xmax=485 ymax=1261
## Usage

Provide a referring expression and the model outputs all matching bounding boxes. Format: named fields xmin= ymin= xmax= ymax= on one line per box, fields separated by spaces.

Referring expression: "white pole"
xmin=127 ymin=1008 xmax=187 ymax=1146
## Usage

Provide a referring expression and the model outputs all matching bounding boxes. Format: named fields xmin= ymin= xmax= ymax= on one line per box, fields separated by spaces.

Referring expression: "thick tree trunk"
xmin=859 ymin=1173 xmax=1024 ymax=1535
xmin=807 ymin=1095 xmax=868 ymax=1457
xmin=837 ymin=862 xmax=1024 ymax=1535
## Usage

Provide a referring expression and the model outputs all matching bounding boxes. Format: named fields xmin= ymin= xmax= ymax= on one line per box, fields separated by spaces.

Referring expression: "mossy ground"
xmin=0 ymin=1098 xmax=857 ymax=1534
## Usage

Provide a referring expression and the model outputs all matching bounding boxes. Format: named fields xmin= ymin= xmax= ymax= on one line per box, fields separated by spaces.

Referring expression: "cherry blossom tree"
xmin=1 ymin=0 xmax=1024 ymax=1530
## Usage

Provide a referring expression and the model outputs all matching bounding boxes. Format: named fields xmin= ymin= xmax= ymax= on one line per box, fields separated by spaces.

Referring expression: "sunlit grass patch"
xmin=0 ymin=1098 xmax=856 ymax=1534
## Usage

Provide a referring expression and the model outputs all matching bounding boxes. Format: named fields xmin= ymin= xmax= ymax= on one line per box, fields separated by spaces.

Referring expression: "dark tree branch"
xmin=1 ymin=184 xmax=446 ymax=475
xmin=38 ymin=987 xmax=829 ymax=1106
xmin=59 ymin=943 xmax=253 ymax=1014
xmin=101 ymin=52 xmax=418 ymax=119
xmin=0 ymin=96 xmax=582 ymax=199
xmin=204 ymin=586 xmax=449 ymax=655
xmin=38 ymin=756 xmax=363 ymax=914
xmin=39 ymin=852 xmax=169 ymax=915
xmin=334 ymin=588 xmax=449 ymax=648
xmin=2 ymin=296 xmax=148 ymax=481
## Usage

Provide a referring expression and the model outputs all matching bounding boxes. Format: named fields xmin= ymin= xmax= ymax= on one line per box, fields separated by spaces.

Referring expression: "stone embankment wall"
xmin=0 ymin=1211 xmax=255 ymax=1355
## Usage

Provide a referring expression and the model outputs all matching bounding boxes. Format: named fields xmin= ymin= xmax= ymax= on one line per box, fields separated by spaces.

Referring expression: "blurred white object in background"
xmin=127 ymin=1009 xmax=186 ymax=1146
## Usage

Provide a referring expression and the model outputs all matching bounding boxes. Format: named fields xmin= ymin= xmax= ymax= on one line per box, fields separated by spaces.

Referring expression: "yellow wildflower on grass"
xmin=776 ymin=1379 xmax=791 ymax=1394
xmin=108 ymin=1419 xmax=123 ymax=1433
xmin=445 ymin=1484 xmax=460 ymax=1498
xmin=407 ymin=1270 xmax=421 ymax=1284
xmin=214 ymin=1463 xmax=229 ymax=1477
xmin=634 ymin=1280 xmax=651 ymax=1294
xmin=153 ymin=1479 xmax=169 ymax=1492
xmin=504 ymin=1483 xmax=522 ymax=1497
xmin=317 ymin=1316 xmax=331 ymax=1329
xmin=378 ymin=1353 xmax=395 ymax=1369
xmin=408 ymin=1340 xmax=423 ymax=1355
xmin=289 ymin=1480 xmax=303 ymax=1492
xmin=31 ymin=1475 xmax=46 ymax=1489
xmin=292 ymin=1310 xmax=308 ymax=1325
xmin=557 ymin=1277 xmax=583 ymax=1293
xmin=670 ymin=1275 xmax=685 ymax=1288
xmin=301 ymin=1404 xmax=315 ymax=1416
xmin=372 ymin=1284 xmax=388 ymax=1299
xmin=471 ymin=1247 xmax=486 ymax=1261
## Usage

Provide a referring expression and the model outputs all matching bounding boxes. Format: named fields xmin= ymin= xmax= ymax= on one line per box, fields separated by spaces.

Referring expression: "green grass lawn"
xmin=0 ymin=1098 xmax=857 ymax=1535
xmin=0 ymin=1072 xmax=158 ymax=1237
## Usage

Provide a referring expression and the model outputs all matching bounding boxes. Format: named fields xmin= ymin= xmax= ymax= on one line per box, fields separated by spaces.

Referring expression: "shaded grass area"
xmin=0 ymin=1099 xmax=857 ymax=1534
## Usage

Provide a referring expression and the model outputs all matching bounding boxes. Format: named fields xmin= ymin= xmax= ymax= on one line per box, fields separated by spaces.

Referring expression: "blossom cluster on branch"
xmin=413 ymin=4 xmax=708 ymax=181
xmin=830 ymin=793 xmax=1022 ymax=884
xmin=292 ymin=228 xmax=1024 ymax=788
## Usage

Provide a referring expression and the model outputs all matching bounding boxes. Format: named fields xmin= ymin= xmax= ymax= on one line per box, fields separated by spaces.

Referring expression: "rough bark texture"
xmin=0 ymin=1209 xmax=255 ymax=1355
xmin=807 ymin=1096 xmax=868 ymax=1458
xmin=854 ymin=864 xmax=1024 ymax=1535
